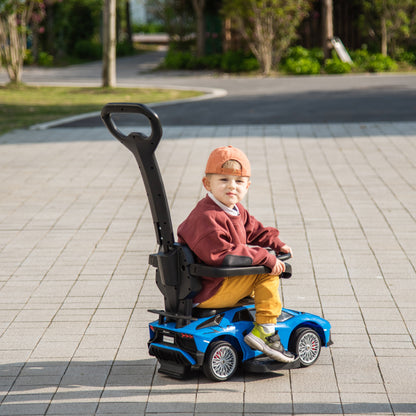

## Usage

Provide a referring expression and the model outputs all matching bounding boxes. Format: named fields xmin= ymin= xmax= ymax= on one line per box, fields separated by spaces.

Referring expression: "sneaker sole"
xmin=244 ymin=333 xmax=296 ymax=363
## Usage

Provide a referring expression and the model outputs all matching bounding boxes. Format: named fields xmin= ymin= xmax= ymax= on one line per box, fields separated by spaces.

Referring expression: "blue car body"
xmin=148 ymin=305 xmax=332 ymax=379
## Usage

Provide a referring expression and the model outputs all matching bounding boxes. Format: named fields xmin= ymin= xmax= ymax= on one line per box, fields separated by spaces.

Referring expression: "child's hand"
xmin=280 ymin=244 xmax=293 ymax=257
xmin=270 ymin=244 xmax=292 ymax=276
xmin=270 ymin=259 xmax=285 ymax=276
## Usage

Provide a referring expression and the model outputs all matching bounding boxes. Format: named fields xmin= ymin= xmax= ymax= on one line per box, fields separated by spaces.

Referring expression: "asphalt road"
xmin=2 ymin=52 xmax=414 ymax=127
xmin=56 ymin=72 xmax=416 ymax=127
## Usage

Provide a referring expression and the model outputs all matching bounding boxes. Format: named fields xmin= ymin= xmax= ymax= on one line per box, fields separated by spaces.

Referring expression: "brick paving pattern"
xmin=0 ymin=121 xmax=415 ymax=415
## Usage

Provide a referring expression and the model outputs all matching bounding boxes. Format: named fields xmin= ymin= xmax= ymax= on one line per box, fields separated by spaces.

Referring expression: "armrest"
xmin=190 ymin=263 xmax=269 ymax=278
xmin=149 ymin=249 xmax=292 ymax=279
xmin=190 ymin=262 xmax=292 ymax=279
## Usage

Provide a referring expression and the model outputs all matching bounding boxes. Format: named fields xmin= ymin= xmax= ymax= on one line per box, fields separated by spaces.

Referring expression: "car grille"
xmin=149 ymin=344 xmax=191 ymax=365
xmin=152 ymin=329 xmax=197 ymax=353
xmin=177 ymin=335 xmax=197 ymax=353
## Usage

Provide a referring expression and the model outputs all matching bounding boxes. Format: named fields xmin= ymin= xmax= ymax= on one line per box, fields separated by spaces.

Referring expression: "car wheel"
xmin=291 ymin=327 xmax=321 ymax=367
xmin=203 ymin=341 xmax=238 ymax=381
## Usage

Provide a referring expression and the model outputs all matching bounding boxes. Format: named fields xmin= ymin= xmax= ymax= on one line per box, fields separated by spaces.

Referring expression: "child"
xmin=177 ymin=146 xmax=295 ymax=363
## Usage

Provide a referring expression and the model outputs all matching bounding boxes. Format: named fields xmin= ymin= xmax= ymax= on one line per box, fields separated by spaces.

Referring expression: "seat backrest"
xmin=149 ymin=243 xmax=202 ymax=327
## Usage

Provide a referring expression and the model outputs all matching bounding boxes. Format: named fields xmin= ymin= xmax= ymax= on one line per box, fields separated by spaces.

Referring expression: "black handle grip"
xmin=190 ymin=262 xmax=292 ymax=279
xmin=276 ymin=252 xmax=292 ymax=261
xmin=101 ymin=103 xmax=162 ymax=153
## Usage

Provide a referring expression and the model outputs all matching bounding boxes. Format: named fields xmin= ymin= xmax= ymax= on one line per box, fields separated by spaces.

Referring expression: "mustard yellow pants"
xmin=198 ymin=273 xmax=282 ymax=324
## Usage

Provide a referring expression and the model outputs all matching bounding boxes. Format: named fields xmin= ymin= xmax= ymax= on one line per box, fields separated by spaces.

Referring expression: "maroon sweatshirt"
xmin=177 ymin=195 xmax=285 ymax=304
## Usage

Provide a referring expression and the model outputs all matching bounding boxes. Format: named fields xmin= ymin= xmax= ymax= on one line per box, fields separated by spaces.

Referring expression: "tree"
xmin=102 ymin=0 xmax=116 ymax=87
xmin=192 ymin=0 xmax=205 ymax=57
xmin=39 ymin=0 xmax=102 ymax=62
xmin=221 ymin=0 xmax=312 ymax=74
xmin=148 ymin=0 xmax=195 ymax=51
xmin=362 ymin=0 xmax=416 ymax=56
xmin=0 ymin=0 xmax=38 ymax=84
xmin=321 ymin=0 xmax=333 ymax=59
xmin=124 ymin=0 xmax=133 ymax=48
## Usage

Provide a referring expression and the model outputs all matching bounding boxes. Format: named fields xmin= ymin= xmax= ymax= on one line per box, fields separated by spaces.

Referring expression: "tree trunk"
xmin=260 ymin=45 xmax=272 ymax=75
xmin=125 ymin=0 xmax=133 ymax=48
xmin=192 ymin=0 xmax=205 ymax=58
xmin=322 ymin=0 xmax=334 ymax=59
xmin=102 ymin=0 xmax=117 ymax=88
xmin=381 ymin=14 xmax=388 ymax=56
xmin=223 ymin=17 xmax=232 ymax=53
xmin=0 ymin=12 xmax=27 ymax=84
xmin=8 ymin=13 xmax=23 ymax=83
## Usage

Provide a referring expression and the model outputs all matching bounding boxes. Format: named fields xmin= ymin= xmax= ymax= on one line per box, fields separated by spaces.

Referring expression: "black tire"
xmin=203 ymin=341 xmax=238 ymax=381
xmin=290 ymin=327 xmax=321 ymax=367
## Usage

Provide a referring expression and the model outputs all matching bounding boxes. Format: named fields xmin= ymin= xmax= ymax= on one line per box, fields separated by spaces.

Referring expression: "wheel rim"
xmin=298 ymin=331 xmax=320 ymax=364
xmin=211 ymin=345 xmax=237 ymax=379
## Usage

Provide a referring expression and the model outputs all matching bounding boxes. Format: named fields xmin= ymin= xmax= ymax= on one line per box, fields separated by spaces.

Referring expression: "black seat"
xmin=148 ymin=243 xmax=267 ymax=327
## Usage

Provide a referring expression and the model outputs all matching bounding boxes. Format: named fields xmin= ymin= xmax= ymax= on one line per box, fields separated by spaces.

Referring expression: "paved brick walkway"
xmin=0 ymin=121 xmax=415 ymax=415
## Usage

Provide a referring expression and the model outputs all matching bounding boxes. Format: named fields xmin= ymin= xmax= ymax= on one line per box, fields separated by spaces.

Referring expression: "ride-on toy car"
xmin=101 ymin=103 xmax=332 ymax=381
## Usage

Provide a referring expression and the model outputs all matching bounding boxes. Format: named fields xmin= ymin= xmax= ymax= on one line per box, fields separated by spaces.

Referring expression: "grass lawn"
xmin=0 ymin=85 xmax=203 ymax=135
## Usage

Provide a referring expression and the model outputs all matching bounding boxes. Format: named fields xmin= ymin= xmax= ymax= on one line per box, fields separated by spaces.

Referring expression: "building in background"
xmin=130 ymin=0 xmax=148 ymax=24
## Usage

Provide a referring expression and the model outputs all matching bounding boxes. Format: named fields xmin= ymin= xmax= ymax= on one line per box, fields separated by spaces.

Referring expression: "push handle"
xmin=276 ymin=252 xmax=292 ymax=262
xmin=101 ymin=103 xmax=175 ymax=253
xmin=101 ymin=102 xmax=162 ymax=152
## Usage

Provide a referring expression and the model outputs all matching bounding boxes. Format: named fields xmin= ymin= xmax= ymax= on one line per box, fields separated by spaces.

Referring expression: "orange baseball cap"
xmin=205 ymin=146 xmax=251 ymax=177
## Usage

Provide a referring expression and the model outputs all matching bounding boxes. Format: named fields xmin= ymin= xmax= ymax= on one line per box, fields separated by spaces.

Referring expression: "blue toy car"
xmin=101 ymin=103 xmax=332 ymax=382
xmin=148 ymin=304 xmax=332 ymax=381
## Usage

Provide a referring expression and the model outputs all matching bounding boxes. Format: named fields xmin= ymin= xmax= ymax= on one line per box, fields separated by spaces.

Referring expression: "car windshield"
xmin=277 ymin=310 xmax=294 ymax=322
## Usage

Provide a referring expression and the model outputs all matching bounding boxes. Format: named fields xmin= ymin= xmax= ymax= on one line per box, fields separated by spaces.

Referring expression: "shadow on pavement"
xmin=2 ymin=360 xmax=415 ymax=414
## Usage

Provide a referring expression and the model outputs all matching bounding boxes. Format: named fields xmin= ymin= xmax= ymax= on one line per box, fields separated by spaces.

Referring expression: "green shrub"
xmin=184 ymin=54 xmax=200 ymax=70
xmin=309 ymin=48 xmax=325 ymax=64
xmin=24 ymin=50 xmax=34 ymax=65
xmin=163 ymin=49 xmax=259 ymax=73
xmin=324 ymin=59 xmax=351 ymax=74
xmin=132 ymin=22 xmax=165 ymax=33
xmin=55 ymin=0 xmax=102 ymax=57
xmin=24 ymin=50 xmax=54 ymax=66
xmin=220 ymin=51 xmax=259 ymax=73
xmin=284 ymin=46 xmax=324 ymax=63
xmin=284 ymin=57 xmax=321 ymax=75
xmin=349 ymin=49 xmax=370 ymax=68
xmin=116 ymin=41 xmax=135 ymax=57
xmin=73 ymin=39 xmax=102 ymax=60
xmin=324 ymin=51 xmax=352 ymax=74
xmin=285 ymin=45 xmax=310 ymax=60
xmin=350 ymin=49 xmax=398 ymax=72
xmin=396 ymin=49 xmax=416 ymax=65
xmin=163 ymin=50 xmax=193 ymax=69
xmin=282 ymin=46 xmax=321 ymax=75
xmin=163 ymin=50 xmax=201 ymax=70
xmin=242 ymin=56 xmax=259 ymax=72
xmin=38 ymin=51 xmax=54 ymax=67
xmin=162 ymin=46 xmax=406 ymax=74
xmin=200 ymin=54 xmax=222 ymax=70
xmin=366 ymin=54 xmax=397 ymax=72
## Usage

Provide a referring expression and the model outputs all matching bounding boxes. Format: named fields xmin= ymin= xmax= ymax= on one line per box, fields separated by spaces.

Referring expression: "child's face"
xmin=203 ymin=174 xmax=250 ymax=208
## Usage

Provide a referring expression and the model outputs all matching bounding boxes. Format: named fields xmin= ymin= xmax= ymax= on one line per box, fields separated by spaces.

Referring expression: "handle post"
xmin=101 ymin=103 xmax=174 ymax=253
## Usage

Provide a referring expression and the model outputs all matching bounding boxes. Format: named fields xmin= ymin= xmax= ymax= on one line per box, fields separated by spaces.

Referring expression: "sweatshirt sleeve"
xmin=242 ymin=207 xmax=286 ymax=254
xmin=177 ymin=197 xmax=282 ymax=271
xmin=190 ymin=228 xmax=278 ymax=270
